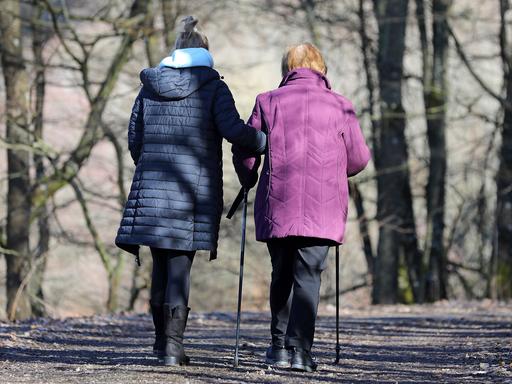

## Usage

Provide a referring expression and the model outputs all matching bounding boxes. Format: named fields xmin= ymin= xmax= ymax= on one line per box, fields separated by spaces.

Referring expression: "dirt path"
xmin=1 ymin=303 xmax=511 ymax=383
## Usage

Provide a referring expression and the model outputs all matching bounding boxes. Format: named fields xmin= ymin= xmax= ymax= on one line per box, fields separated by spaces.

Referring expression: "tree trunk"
xmin=302 ymin=0 xmax=321 ymax=47
xmin=107 ymin=254 xmax=126 ymax=312
xmin=128 ymin=260 xmax=151 ymax=311
xmin=422 ymin=0 xmax=451 ymax=301
xmin=0 ymin=0 xmax=33 ymax=320
xmin=162 ymin=0 xmax=180 ymax=50
xmin=144 ymin=2 xmax=160 ymax=67
xmin=495 ymin=115 xmax=512 ymax=298
xmin=349 ymin=181 xmax=374 ymax=282
xmin=495 ymin=0 xmax=512 ymax=299
xmin=372 ymin=0 xmax=421 ymax=304
xmin=358 ymin=0 xmax=380 ymax=155
xmin=357 ymin=0 xmax=380 ymax=288
xmin=28 ymin=1 xmax=51 ymax=317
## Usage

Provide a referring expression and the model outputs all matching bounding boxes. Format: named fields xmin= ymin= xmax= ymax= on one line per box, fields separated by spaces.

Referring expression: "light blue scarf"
xmin=159 ymin=48 xmax=214 ymax=68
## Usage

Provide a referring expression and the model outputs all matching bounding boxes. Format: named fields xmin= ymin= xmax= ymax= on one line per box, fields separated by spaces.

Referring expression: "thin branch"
xmin=447 ymin=22 xmax=508 ymax=107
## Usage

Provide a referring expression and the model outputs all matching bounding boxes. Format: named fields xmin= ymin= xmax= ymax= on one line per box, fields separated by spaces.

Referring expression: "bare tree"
xmin=447 ymin=0 xmax=512 ymax=299
xmin=32 ymin=0 xmax=152 ymax=211
xmin=494 ymin=0 xmax=512 ymax=299
xmin=0 ymin=0 xmax=153 ymax=318
xmin=371 ymin=0 xmax=422 ymax=304
xmin=25 ymin=0 xmax=56 ymax=317
xmin=357 ymin=0 xmax=380 ymax=287
xmin=0 ymin=0 xmax=33 ymax=320
xmin=162 ymin=0 xmax=183 ymax=52
xmin=415 ymin=0 xmax=452 ymax=301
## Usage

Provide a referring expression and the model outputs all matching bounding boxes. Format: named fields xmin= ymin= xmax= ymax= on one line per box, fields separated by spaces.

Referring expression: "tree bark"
xmin=144 ymin=2 xmax=160 ymax=67
xmin=421 ymin=0 xmax=451 ymax=302
xmin=162 ymin=0 xmax=180 ymax=51
xmin=372 ymin=0 xmax=421 ymax=304
xmin=0 ymin=0 xmax=33 ymax=320
xmin=357 ymin=0 xmax=380 ymax=287
xmin=28 ymin=1 xmax=51 ymax=317
xmin=349 ymin=181 xmax=374 ymax=282
xmin=358 ymin=0 xmax=380 ymax=156
xmin=128 ymin=260 xmax=151 ymax=311
xmin=494 ymin=0 xmax=512 ymax=299
xmin=106 ymin=255 xmax=126 ymax=313
xmin=301 ymin=0 xmax=322 ymax=47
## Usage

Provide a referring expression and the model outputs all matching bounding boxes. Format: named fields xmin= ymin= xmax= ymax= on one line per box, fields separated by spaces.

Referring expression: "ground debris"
xmin=0 ymin=303 xmax=511 ymax=383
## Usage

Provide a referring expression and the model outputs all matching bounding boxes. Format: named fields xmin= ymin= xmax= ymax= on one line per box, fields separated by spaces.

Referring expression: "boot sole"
xmin=153 ymin=349 xmax=165 ymax=364
xmin=291 ymin=363 xmax=316 ymax=372
xmin=163 ymin=356 xmax=190 ymax=366
xmin=265 ymin=357 xmax=290 ymax=368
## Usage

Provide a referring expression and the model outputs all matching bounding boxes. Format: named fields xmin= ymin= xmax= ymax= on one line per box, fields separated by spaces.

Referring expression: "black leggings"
xmin=149 ymin=247 xmax=195 ymax=308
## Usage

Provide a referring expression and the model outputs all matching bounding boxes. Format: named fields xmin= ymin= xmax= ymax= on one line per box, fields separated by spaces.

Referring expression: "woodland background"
xmin=0 ymin=0 xmax=511 ymax=321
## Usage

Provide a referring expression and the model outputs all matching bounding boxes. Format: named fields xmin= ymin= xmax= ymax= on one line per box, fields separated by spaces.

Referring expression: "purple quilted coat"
xmin=234 ymin=68 xmax=371 ymax=244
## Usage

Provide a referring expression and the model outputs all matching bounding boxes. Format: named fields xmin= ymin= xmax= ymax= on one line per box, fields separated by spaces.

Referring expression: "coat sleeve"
xmin=128 ymin=89 xmax=144 ymax=165
xmin=212 ymin=81 xmax=266 ymax=155
xmin=231 ymin=95 xmax=265 ymax=188
xmin=342 ymin=103 xmax=371 ymax=177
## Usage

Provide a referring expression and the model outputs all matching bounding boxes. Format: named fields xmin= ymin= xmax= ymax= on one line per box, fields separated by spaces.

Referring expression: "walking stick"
xmin=335 ymin=245 xmax=341 ymax=364
xmin=230 ymin=188 xmax=248 ymax=368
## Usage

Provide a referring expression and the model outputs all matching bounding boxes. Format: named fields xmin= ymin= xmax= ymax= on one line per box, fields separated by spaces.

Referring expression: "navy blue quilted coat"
xmin=115 ymin=66 xmax=266 ymax=260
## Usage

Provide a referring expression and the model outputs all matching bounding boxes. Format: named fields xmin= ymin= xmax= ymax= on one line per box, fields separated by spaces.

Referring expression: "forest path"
xmin=1 ymin=303 xmax=511 ymax=383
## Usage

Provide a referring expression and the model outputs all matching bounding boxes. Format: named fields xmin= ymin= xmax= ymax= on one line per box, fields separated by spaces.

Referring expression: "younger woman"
xmin=115 ymin=16 xmax=266 ymax=366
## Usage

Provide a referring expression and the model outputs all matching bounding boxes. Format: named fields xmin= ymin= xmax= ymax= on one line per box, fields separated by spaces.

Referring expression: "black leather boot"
xmin=265 ymin=345 xmax=291 ymax=367
xmin=291 ymin=348 xmax=318 ymax=372
xmin=150 ymin=303 xmax=166 ymax=359
xmin=163 ymin=304 xmax=190 ymax=366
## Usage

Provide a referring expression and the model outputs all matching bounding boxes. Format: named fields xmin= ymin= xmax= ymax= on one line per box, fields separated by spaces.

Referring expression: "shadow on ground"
xmin=1 ymin=304 xmax=511 ymax=383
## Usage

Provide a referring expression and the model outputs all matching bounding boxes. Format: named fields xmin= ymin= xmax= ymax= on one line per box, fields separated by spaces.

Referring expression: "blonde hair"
xmin=281 ymin=43 xmax=327 ymax=77
xmin=174 ymin=16 xmax=209 ymax=50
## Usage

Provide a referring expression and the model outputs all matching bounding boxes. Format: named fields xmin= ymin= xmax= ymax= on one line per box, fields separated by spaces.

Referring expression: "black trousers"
xmin=267 ymin=237 xmax=331 ymax=351
xmin=149 ymin=247 xmax=195 ymax=308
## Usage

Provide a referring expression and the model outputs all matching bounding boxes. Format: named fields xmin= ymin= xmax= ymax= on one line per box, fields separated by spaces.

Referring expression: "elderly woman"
xmin=115 ymin=16 xmax=266 ymax=366
xmin=233 ymin=43 xmax=371 ymax=372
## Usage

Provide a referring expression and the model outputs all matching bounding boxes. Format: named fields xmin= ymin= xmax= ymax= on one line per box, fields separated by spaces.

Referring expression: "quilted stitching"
xmin=234 ymin=68 xmax=371 ymax=244
xmin=115 ymin=66 xmax=266 ymax=258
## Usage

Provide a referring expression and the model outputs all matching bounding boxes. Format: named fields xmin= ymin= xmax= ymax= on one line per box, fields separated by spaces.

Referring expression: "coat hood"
xmin=140 ymin=66 xmax=220 ymax=100
xmin=159 ymin=48 xmax=214 ymax=69
xmin=279 ymin=67 xmax=331 ymax=89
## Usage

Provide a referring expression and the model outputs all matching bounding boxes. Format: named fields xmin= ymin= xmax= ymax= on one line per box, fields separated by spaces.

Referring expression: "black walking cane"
xmin=226 ymin=187 xmax=249 ymax=368
xmin=334 ymin=245 xmax=341 ymax=364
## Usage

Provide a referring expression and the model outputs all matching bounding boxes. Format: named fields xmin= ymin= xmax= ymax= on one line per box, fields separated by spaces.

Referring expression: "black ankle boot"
xmin=291 ymin=348 xmax=318 ymax=372
xmin=265 ymin=345 xmax=291 ymax=367
xmin=163 ymin=304 xmax=190 ymax=366
xmin=150 ymin=303 xmax=165 ymax=359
